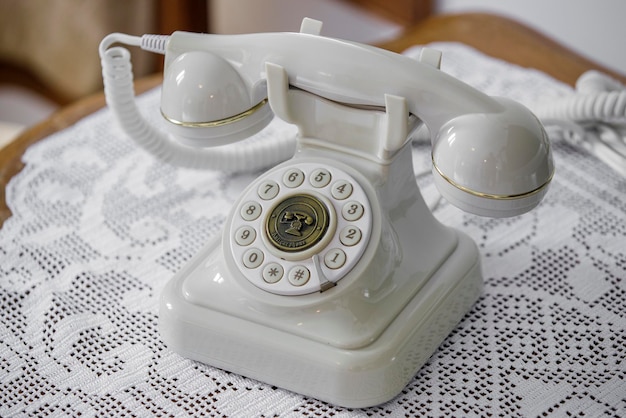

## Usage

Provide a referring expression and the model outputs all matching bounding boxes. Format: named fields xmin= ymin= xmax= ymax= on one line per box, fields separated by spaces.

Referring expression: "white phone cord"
xmin=534 ymin=71 xmax=626 ymax=175
xmin=99 ymin=34 xmax=296 ymax=172
xmin=536 ymin=71 xmax=626 ymax=122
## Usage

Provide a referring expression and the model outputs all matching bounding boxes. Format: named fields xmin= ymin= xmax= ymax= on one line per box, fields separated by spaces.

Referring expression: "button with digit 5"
xmin=309 ymin=168 xmax=331 ymax=188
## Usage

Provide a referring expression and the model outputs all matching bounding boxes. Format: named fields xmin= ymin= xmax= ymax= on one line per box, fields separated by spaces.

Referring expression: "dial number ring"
xmin=229 ymin=162 xmax=372 ymax=296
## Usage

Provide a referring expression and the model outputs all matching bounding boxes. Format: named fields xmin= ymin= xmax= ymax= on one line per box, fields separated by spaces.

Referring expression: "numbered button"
xmin=309 ymin=168 xmax=331 ymax=188
xmin=324 ymin=248 xmax=347 ymax=269
xmin=331 ymin=180 xmax=353 ymax=200
xmin=288 ymin=266 xmax=310 ymax=286
xmin=240 ymin=201 xmax=262 ymax=221
xmin=339 ymin=226 xmax=362 ymax=246
xmin=257 ymin=180 xmax=279 ymax=200
xmin=243 ymin=248 xmax=264 ymax=269
xmin=342 ymin=201 xmax=364 ymax=221
xmin=282 ymin=168 xmax=304 ymax=188
xmin=262 ymin=262 xmax=284 ymax=283
xmin=235 ymin=226 xmax=256 ymax=246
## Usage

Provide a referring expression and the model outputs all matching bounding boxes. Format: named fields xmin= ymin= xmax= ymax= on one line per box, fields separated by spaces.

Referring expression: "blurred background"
xmin=1 ymin=0 xmax=624 ymax=147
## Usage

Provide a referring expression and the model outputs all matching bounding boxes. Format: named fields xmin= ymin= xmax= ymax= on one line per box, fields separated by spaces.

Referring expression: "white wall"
xmin=210 ymin=0 xmax=625 ymax=76
xmin=435 ymin=0 xmax=626 ymax=75
xmin=210 ymin=0 xmax=401 ymax=44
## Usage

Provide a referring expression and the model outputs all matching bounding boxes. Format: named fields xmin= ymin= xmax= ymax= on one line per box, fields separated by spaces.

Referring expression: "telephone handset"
xmin=100 ymin=19 xmax=554 ymax=407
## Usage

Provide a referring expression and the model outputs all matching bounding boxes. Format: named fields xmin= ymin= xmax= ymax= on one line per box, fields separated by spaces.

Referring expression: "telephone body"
xmin=100 ymin=19 xmax=554 ymax=408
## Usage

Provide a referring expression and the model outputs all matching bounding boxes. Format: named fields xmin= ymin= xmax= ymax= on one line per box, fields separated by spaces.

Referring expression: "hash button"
xmin=288 ymin=266 xmax=310 ymax=286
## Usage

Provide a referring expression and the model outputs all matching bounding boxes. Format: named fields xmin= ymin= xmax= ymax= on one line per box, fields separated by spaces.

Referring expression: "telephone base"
xmin=159 ymin=231 xmax=482 ymax=408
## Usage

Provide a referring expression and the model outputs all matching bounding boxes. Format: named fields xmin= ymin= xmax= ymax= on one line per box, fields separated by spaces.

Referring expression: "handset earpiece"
xmin=158 ymin=17 xmax=324 ymax=148
xmin=160 ymin=50 xmax=273 ymax=146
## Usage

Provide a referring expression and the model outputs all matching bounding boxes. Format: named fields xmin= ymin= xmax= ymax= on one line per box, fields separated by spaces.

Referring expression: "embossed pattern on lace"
xmin=1 ymin=44 xmax=624 ymax=417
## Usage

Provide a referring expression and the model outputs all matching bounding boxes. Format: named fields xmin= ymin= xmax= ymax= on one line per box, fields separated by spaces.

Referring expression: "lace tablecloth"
xmin=1 ymin=43 xmax=625 ymax=417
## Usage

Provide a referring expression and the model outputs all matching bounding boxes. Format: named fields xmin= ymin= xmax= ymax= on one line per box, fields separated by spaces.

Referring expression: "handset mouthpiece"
xmin=431 ymin=98 xmax=554 ymax=217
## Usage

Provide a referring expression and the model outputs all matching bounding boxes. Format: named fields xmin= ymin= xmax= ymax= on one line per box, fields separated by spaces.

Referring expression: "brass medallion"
xmin=266 ymin=194 xmax=329 ymax=252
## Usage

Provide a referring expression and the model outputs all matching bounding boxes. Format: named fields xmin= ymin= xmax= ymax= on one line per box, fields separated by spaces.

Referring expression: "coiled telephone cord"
xmin=535 ymin=71 xmax=626 ymax=176
xmin=100 ymin=34 xmax=296 ymax=172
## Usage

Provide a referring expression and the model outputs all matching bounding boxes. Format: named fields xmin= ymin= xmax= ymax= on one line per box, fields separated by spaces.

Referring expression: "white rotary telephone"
xmin=100 ymin=18 xmax=554 ymax=407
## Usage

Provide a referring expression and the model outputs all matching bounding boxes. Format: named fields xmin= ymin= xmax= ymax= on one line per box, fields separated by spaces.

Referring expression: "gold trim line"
xmin=433 ymin=162 xmax=554 ymax=200
xmin=161 ymin=98 xmax=268 ymax=128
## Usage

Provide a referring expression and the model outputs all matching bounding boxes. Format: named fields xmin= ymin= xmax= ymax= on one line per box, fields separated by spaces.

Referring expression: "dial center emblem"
xmin=266 ymin=194 xmax=329 ymax=252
